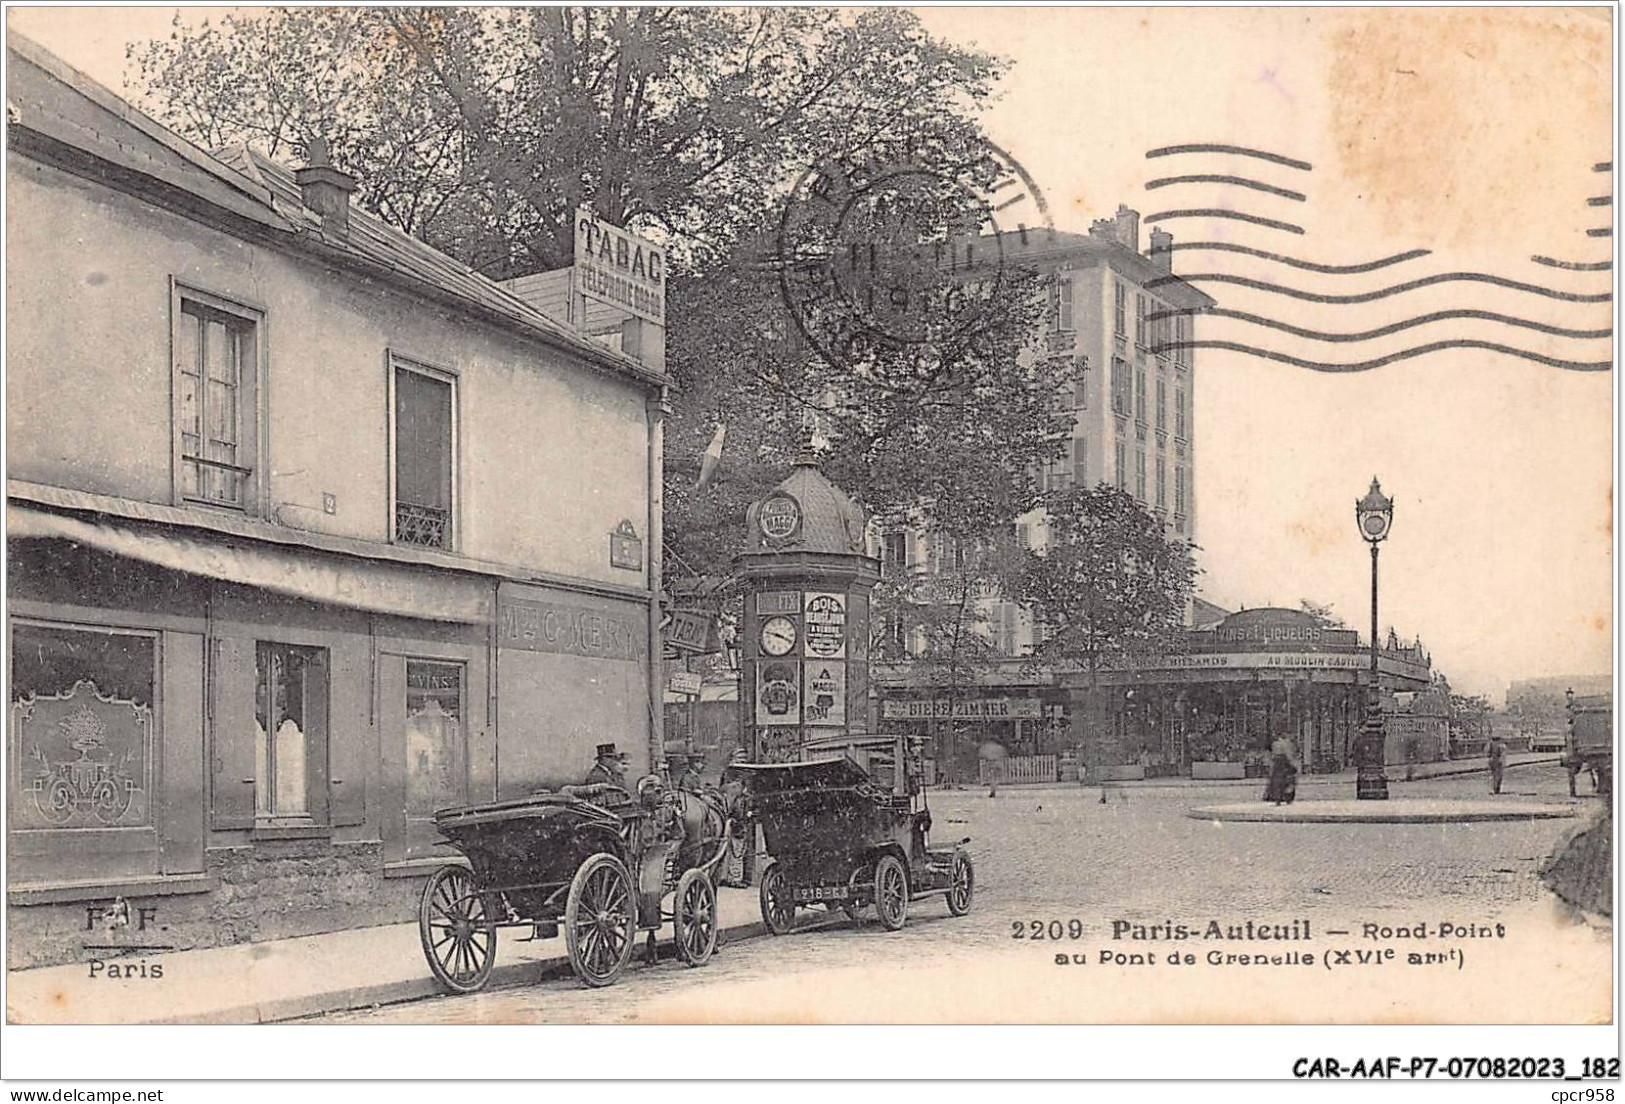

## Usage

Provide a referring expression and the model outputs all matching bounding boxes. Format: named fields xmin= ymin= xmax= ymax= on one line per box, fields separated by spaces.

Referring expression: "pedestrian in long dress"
xmin=1263 ymin=735 xmax=1299 ymax=805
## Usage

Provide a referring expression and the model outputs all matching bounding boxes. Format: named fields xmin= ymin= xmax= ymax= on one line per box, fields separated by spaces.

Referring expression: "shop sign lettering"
xmin=574 ymin=208 xmax=664 ymax=323
xmin=499 ymin=597 xmax=646 ymax=661
xmin=880 ymin=698 xmax=1042 ymax=720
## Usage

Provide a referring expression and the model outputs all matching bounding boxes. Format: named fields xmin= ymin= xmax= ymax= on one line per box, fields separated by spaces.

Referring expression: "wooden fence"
xmin=979 ymin=755 xmax=1058 ymax=785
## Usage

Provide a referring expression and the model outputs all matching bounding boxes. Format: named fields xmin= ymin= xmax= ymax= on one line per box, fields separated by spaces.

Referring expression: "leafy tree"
xmin=1015 ymin=484 xmax=1198 ymax=766
xmin=870 ymin=529 xmax=1030 ymax=784
xmin=130 ymin=7 xmax=1069 ymax=589
xmin=129 ymin=7 xmax=1005 ymax=273
xmin=1019 ymin=484 xmax=1198 ymax=679
xmin=1299 ymin=599 xmax=1346 ymax=629
xmin=1449 ymin=692 xmax=1497 ymax=748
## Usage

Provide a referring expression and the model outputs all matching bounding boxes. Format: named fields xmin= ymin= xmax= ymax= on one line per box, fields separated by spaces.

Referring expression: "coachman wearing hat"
xmin=675 ymin=753 xmax=707 ymax=794
xmin=585 ymin=743 xmax=630 ymax=787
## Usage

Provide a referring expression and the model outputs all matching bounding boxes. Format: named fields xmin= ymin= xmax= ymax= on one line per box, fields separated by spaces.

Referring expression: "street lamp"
xmin=1355 ymin=477 xmax=1394 ymax=799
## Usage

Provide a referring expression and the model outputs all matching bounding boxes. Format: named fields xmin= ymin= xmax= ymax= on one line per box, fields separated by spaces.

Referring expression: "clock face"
xmin=760 ymin=616 xmax=798 ymax=657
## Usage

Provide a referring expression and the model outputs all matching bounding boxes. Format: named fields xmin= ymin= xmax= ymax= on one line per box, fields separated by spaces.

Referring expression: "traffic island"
xmin=1188 ymin=799 xmax=1578 ymax=824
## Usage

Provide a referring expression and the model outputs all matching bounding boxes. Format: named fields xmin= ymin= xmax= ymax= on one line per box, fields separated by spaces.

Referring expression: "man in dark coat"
xmin=585 ymin=743 xmax=629 ymax=787
xmin=1488 ymin=734 xmax=1507 ymax=795
xmin=676 ymin=753 xmax=706 ymax=793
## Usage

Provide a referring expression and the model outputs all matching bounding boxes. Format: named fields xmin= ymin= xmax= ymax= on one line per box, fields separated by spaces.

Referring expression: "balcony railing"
xmin=396 ymin=500 xmax=450 ymax=549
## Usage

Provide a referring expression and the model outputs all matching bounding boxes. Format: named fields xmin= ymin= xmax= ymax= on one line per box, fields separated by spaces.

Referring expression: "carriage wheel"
xmin=565 ymin=853 xmax=635 ymax=988
xmin=419 ymin=865 xmax=497 ymax=993
xmin=874 ymin=854 xmax=909 ymax=932
xmin=946 ymin=852 xmax=975 ymax=916
xmin=758 ymin=862 xmax=797 ymax=936
xmin=674 ymin=869 xmax=718 ymax=967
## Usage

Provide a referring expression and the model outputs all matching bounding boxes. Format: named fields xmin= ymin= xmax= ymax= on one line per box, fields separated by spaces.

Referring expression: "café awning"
xmin=9 ymin=503 xmax=495 ymax=624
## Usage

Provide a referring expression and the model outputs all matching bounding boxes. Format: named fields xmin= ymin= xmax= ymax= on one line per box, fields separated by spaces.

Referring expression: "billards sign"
xmin=760 ymin=495 xmax=800 ymax=540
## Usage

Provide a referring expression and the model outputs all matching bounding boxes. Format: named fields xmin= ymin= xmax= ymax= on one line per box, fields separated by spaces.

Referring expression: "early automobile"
xmin=726 ymin=734 xmax=974 ymax=933
xmin=418 ymin=778 xmax=731 ymax=992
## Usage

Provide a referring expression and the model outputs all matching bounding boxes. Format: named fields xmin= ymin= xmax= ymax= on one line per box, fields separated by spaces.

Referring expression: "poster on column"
xmin=803 ymin=592 xmax=847 ymax=658
xmin=803 ymin=662 xmax=847 ymax=726
xmin=755 ymin=660 xmax=800 ymax=726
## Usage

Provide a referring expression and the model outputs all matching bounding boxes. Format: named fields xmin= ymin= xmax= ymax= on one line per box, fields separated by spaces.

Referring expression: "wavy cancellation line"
xmin=1145 ymin=209 xmax=1304 ymax=234
xmin=1530 ymin=256 xmax=1612 ymax=271
xmin=1144 ymin=270 xmax=1612 ymax=304
xmin=1145 ymin=144 xmax=1313 ymax=171
xmin=1154 ymin=340 xmax=1612 ymax=373
xmin=1145 ymin=175 xmax=1307 ymax=202
xmin=1147 ymin=307 xmax=1612 ymax=343
xmin=1164 ymin=242 xmax=1429 ymax=274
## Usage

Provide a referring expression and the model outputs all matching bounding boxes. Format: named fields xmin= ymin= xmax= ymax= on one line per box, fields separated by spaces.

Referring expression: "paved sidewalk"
xmin=972 ymin=753 xmax=1558 ymax=794
xmin=7 ymin=884 xmax=767 ymax=1025
xmin=1190 ymin=797 xmax=1579 ymax=824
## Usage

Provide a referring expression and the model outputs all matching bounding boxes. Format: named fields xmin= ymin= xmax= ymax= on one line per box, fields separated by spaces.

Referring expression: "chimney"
xmin=1115 ymin=205 xmax=1140 ymax=252
xmin=294 ymin=138 xmax=357 ymax=238
xmin=1150 ymin=228 xmax=1174 ymax=272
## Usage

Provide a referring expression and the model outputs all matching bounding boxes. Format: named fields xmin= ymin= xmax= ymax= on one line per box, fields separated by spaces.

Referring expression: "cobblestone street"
xmin=316 ymin=763 xmax=1610 ymax=1024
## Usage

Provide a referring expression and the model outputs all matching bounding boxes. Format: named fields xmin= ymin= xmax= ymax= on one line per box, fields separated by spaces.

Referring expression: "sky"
xmin=6 ymin=5 xmax=1615 ymax=701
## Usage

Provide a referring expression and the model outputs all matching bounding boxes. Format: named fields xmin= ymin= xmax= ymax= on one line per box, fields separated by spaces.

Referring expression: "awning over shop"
xmin=8 ymin=504 xmax=495 ymax=625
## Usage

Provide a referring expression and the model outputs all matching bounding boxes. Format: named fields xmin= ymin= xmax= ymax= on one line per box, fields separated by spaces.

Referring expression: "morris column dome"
xmin=743 ymin=452 xmax=869 ymax=556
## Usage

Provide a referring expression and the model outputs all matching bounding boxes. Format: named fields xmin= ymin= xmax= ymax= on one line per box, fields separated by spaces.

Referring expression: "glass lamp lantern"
xmin=1356 ymin=478 xmax=1394 ymax=544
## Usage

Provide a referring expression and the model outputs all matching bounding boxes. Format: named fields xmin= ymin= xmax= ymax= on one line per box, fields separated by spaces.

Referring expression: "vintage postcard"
xmin=2 ymin=1 xmax=1616 ymax=1075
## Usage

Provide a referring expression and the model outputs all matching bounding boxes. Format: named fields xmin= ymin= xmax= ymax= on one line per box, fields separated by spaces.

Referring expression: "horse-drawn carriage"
xmin=726 ymin=734 xmax=974 ymax=934
xmin=417 ymin=779 xmax=731 ymax=992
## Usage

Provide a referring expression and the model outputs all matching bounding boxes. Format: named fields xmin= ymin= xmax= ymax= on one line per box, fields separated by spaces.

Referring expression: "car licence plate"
xmin=794 ymin=885 xmax=850 ymax=902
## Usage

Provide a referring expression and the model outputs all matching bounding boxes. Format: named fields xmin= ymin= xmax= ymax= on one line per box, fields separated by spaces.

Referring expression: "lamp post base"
xmin=1356 ymin=766 xmax=1390 ymax=800
xmin=1355 ymin=716 xmax=1390 ymax=800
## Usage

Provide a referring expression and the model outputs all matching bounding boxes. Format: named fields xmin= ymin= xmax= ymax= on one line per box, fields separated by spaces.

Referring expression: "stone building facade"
xmin=6 ymin=37 xmax=668 ymax=966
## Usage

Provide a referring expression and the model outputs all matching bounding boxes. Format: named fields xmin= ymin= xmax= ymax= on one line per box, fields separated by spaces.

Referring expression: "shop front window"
xmin=10 ymin=622 xmax=155 ymax=831
xmin=405 ymin=660 xmax=466 ymax=855
xmin=255 ymin=643 xmax=329 ymax=823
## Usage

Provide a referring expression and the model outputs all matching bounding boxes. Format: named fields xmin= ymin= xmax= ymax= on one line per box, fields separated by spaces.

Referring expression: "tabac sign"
xmin=575 ymin=207 xmax=665 ymax=324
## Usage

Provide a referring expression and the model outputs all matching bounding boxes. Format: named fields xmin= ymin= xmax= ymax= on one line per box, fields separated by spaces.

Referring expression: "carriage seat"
xmin=559 ymin=782 xmax=635 ymax=811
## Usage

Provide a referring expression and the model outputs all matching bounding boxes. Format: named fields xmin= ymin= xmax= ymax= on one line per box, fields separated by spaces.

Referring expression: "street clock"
xmin=759 ymin=616 xmax=798 ymax=657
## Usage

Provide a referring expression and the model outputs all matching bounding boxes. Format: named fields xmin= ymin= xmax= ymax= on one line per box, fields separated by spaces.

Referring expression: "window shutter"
xmin=329 ymin=653 xmax=366 ymax=828
xmin=304 ymin=651 xmax=332 ymax=826
xmin=1073 ymin=437 xmax=1087 ymax=486
xmin=209 ymin=636 xmax=257 ymax=830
